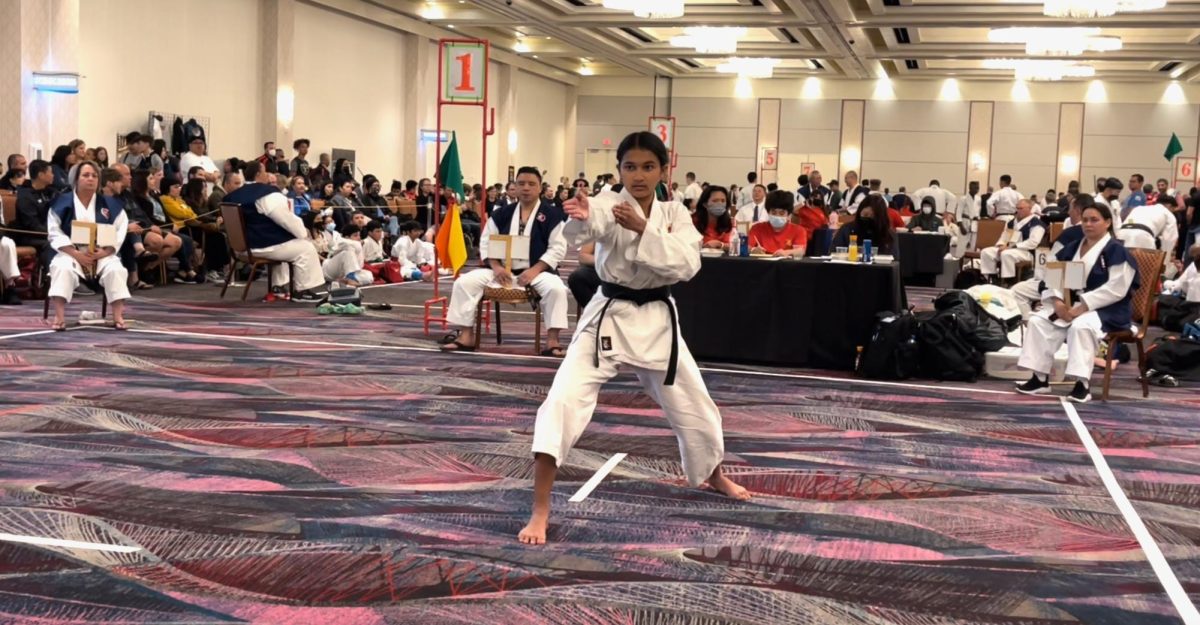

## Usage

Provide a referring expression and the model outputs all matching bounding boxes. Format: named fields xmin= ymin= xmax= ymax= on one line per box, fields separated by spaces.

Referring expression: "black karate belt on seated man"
xmin=594 ymin=282 xmax=679 ymax=386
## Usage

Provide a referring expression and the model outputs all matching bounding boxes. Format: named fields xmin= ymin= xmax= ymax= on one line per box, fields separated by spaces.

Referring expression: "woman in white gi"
xmin=1016 ymin=201 xmax=1139 ymax=403
xmin=47 ymin=161 xmax=131 ymax=330
xmin=519 ymin=132 xmax=750 ymax=546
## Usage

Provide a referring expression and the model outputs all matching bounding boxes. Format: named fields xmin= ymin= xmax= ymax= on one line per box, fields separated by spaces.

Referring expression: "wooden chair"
xmin=471 ymin=236 xmax=543 ymax=354
xmin=961 ymin=219 xmax=1006 ymax=269
xmin=392 ymin=199 xmax=417 ymax=220
xmin=218 ymin=203 xmax=294 ymax=302
xmin=310 ymin=199 xmax=327 ymax=212
xmin=1014 ymin=224 xmax=1056 ymax=281
xmin=1100 ymin=248 xmax=1165 ymax=401
xmin=1049 ymin=221 xmax=1064 ymax=243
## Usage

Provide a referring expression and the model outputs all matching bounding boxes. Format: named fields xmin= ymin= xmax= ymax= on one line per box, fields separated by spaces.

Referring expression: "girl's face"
xmin=340 ymin=182 xmax=353 ymax=195
xmin=73 ymin=143 xmax=87 ymax=160
xmin=708 ymin=191 xmax=728 ymax=208
xmin=150 ymin=170 xmax=163 ymax=189
xmin=95 ymin=148 xmax=108 ymax=162
xmin=619 ymin=147 xmax=663 ymax=202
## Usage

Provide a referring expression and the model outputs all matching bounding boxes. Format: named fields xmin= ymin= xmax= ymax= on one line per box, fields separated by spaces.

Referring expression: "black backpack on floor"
xmin=1145 ymin=336 xmax=1200 ymax=381
xmin=918 ymin=311 xmax=984 ymax=382
xmin=858 ymin=311 xmax=921 ymax=380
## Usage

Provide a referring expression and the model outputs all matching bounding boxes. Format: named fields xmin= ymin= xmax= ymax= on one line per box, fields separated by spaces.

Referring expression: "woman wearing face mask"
xmin=692 ymin=185 xmax=735 ymax=252
xmin=1016 ymin=201 xmax=1139 ymax=403
xmin=748 ymin=190 xmax=808 ymax=258
xmin=832 ymin=194 xmax=897 ymax=255
xmin=908 ymin=196 xmax=942 ymax=232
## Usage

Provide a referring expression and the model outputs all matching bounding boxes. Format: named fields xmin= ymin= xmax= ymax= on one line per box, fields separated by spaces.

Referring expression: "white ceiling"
xmin=379 ymin=0 xmax=1200 ymax=80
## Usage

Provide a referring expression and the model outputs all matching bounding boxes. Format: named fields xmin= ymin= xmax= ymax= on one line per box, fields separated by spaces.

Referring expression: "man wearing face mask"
xmin=748 ymin=190 xmax=808 ymax=258
xmin=907 ymin=196 xmax=942 ymax=232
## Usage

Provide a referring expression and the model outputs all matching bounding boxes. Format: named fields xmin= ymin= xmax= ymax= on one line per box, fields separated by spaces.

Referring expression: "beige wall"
xmin=578 ymin=76 xmax=1200 ymax=197
xmin=79 ymin=0 xmax=263 ymax=161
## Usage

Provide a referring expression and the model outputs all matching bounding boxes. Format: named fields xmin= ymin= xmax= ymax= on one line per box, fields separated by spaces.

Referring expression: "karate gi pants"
xmin=981 ymin=247 xmax=1033 ymax=279
xmin=1018 ymin=310 xmax=1104 ymax=382
xmin=252 ymin=239 xmax=326 ymax=292
xmin=447 ymin=267 xmax=568 ymax=330
xmin=1009 ymin=278 xmax=1041 ymax=318
xmin=322 ymin=252 xmax=372 ymax=286
xmin=531 ymin=326 xmax=725 ymax=487
xmin=48 ymin=251 xmax=130 ymax=304
xmin=0 ymin=238 xmax=18 ymax=281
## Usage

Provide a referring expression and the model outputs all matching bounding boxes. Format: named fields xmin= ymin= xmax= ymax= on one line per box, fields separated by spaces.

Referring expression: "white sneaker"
xmin=205 ymin=271 xmax=225 ymax=284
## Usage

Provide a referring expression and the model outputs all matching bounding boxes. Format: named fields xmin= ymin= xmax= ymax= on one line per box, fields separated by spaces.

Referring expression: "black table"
xmin=896 ymin=232 xmax=951 ymax=285
xmin=673 ymin=257 xmax=905 ymax=370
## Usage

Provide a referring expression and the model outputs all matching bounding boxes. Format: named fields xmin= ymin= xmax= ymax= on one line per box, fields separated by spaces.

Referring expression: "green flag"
xmin=1164 ymin=132 xmax=1184 ymax=162
xmin=439 ymin=131 xmax=463 ymax=198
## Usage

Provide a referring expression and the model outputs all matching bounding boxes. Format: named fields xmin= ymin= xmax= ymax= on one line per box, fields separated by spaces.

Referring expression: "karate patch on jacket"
xmin=600 ymin=336 xmax=613 ymax=351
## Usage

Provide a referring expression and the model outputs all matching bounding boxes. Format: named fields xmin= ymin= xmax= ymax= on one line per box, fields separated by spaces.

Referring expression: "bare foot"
xmin=707 ymin=470 xmax=752 ymax=501
xmin=518 ymin=508 xmax=549 ymax=545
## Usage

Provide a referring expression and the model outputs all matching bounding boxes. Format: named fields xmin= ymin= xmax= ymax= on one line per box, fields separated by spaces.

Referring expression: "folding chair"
xmin=218 ymin=203 xmax=295 ymax=302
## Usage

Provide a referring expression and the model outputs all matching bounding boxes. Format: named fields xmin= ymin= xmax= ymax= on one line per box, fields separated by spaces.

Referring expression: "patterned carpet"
xmin=0 ymin=298 xmax=1197 ymax=625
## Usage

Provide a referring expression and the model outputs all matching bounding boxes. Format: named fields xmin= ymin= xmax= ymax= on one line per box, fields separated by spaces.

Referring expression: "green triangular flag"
xmin=439 ymin=132 xmax=463 ymax=198
xmin=1164 ymin=132 xmax=1184 ymax=162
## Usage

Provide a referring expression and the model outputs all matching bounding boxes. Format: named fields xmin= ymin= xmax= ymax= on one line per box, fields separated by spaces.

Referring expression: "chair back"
xmin=1049 ymin=221 xmax=1064 ymax=243
xmin=0 ymin=190 xmax=15 ymax=225
xmin=310 ymin=199 xmax=327 ymax=212
xmin=1127 ymin=248 xmax=1165 ymax=336
xmin=394 ymin=199 xmax=417 ymax=218
xmin=975 ymin=219 xmax=1006 ymax=250
xmin=837 ymin=213 xmax=854 ymax=226
xmin=219 ymin=203 xmax=252 ymax=257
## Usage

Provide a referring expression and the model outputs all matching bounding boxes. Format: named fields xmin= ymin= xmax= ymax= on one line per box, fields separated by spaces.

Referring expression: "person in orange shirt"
xmin=749 ymin=190 xmax=808 ymax=257
xmin=692 ymin=185 xmax=735 ymax=252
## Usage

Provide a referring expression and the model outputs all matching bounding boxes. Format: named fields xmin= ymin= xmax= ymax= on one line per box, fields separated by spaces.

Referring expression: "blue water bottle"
xmin=863 ymin=239 xmax=873 ymax=263
xmin=739 ymin=229 xmax=750 ymax=257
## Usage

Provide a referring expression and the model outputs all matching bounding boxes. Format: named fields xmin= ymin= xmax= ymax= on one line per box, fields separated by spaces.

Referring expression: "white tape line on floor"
xmin=1061 ymin=398 xmax=1200 ymax=625
xmin=569 ymin=453 xmax=628 ymax=503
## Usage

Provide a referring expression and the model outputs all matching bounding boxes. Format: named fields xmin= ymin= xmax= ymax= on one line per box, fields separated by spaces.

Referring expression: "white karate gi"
xmin=0 ymin=237 xmax=18 ymax=281
xmin=981 ymin=214 xmax=1045 ymax=279
xmin=1009 ymin=222 xmax=1079 ymax=317
xmin=391 ymin=236 xmax=435 ymax=273
xmin=912 ymin=185 xmax=958 ymax=215
xmin=244 ymin=191 xmax=326 ymax=292
xmin=1018 ymin=234 xmax=1136 ymax=381
xmin=362 ymin=236 xmax=386 ymax=263
xmin=1164 ymin=262 xmax=1200 ymax=302
xmin=986 ymin=186 xmax=1023 ymax=218
xmin=322 ymin=238 xmax=372 ymax=286
xmin=1117 ymin=203 xmax=1178 ymax=255
xmin=47 ymin=193 xmax=131 ymax=304
xmin=531 ymin=189 xmax=725 ymax=487
xmin=446 ymin=203 xmax=569 ymax=331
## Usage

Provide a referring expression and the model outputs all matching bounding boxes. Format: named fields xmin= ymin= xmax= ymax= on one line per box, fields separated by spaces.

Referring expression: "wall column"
xmin=965 ymin=101 xmax=994 ymax=189
xmin=1055 ymin=103 xmax=1085 ymax=193
xmin=494 ymin=63 xmax=518 ymax=183
xmin=756 ymin=98 xmax=781 ymax=186
xmin=563 ymin=85 xmax=579 ymax=179
xmin=259 ymin=0 xmax=296 ymax=157
xmin=405 ymin=36 xmax=438 ymax=177
xmin=838 ymin=100 xmax=865 ymax=180
xmin=0 ymin=0 xmax=80 ymax=160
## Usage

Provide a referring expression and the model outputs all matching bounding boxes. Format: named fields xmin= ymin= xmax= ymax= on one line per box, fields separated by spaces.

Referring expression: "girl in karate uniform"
xmin=46 ymin=161 xmax=131 ymax=330
xmin=1015 ymin=201 xmax=1139 ymax=403
xmin=519 ymin=131 xmax=750 ymax=546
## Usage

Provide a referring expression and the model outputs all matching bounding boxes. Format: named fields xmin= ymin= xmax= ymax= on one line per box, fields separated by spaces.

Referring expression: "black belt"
xmin=595 ymin=282 xmax=679 ymax=386
xmin=1120 ymin=223 xmax=1161 ymax=249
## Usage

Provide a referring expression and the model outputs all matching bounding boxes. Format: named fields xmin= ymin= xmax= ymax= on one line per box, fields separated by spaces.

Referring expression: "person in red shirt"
xmin=749 ymin=190 xmax=808 ymax=257
xmin=887 ymin=205 xmax=908 ymax=230
xmin=692 ymin=185 xmax=735 ymax=252
xmin=794 ymin=193 xmax=833 ymax=256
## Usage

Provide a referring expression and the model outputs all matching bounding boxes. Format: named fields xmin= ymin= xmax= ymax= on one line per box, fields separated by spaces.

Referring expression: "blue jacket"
xmin=489 ymin=200 xmax=566 ymax=270
xmin=1041 ymin=237 xmax=1139 ymax=332
xmin=225 ymin=183 xmax=295 ymax=249
xmin=49 ymin=192 xmax=123 ymax=241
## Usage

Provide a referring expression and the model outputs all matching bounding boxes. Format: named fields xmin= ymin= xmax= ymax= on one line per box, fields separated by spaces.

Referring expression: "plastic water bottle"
xmin=730 ymin=230 xmax=740 ymax=257
xmin=739 ymin=231 xmax=750 ymax=257
xmin=863 ymin=239 xmax=873 ymax=263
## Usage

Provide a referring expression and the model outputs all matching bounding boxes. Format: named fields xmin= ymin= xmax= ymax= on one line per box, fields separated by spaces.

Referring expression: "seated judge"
xmin=1016 ymin=201 xmax=1139 ymax=404
xmin=692 ymin=185 xmax=734 ymax=252
xmin=907 ymin=196 xmax=942 ymax=233
xmin=1010 ymin=194 xmax=1088 ymax=317
xmin=46 ymin=161 xmax=131 ymax=330
xmin=832 ymin=194 xmax=897 ymax=255
xmin=981 ymin=199 xmax=1045 ymax=284
xmin=224 ymin=161 xmax=326 ymax=301
xmin=735 ymin=183 xmax=769 ymax=230
xmin=441 ymin=166 xmax=570 ymax=357
xmin=748 ymin=190 xmax=808 ymax=257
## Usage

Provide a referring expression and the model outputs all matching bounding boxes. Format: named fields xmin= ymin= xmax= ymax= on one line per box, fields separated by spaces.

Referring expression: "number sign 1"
xmin=442 ymin=42 xmax=486 ymax=103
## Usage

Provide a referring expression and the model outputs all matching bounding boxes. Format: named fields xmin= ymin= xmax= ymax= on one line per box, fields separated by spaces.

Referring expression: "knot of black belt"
xmin=595 ymin=281 xmax=679 ymax=386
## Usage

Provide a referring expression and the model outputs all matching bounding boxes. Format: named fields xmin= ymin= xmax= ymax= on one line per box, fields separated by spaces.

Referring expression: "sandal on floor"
xmin=50 ymin=321 xmax=66 ymax=332
xmin=367 ymin=302 xmax=393 ymax=311
xmin=437 ymin=331 xmax=462 ymax=345
xmin=114 ymin=321 xmax=128 ymax=331
xmin=540 ymin=347 xmax=566 ymax=358
xmin=135 ymin=281 xmax=155 ymax=290
xmin=440 ymin=340 xmax=476 ymax=353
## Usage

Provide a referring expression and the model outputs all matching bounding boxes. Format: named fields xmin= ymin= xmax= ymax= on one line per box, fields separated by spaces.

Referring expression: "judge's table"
xmin=673 ymin=255 xmax=905 ymax=370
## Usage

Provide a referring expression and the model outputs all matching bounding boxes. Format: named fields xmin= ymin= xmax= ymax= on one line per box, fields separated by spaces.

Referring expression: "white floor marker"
xmin=569 ymin=453 xmax=628 ymax=503
xmin=0 ymin=532 xmax=142 ymax=553
xmin=1061 ymin=398 xmax=1200 ymax=625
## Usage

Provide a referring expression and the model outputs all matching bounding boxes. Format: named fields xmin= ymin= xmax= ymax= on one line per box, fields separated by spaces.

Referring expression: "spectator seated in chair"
xmin=322 ymin=223 xmax=372 ymax=287
xmin=692 ymin=185 xmax=735 ymax=253
xmin=131 ymin=168 xmax=198 ymax=284
xmin=1015 ymin=201 xmax=1139 ymax=404
xmin=1164 ymin=243 xmax=1200 ymax=302
xmin=981 ymin=199 xmax=1045 ymax=286
xmin=287 ymin=175 xmax=312 ymax=216
xmin=748 ymin=190 xmax=808 ymax=258
xmin=1009 ymin=194 xmax=1088 ymax=318
xmin=225 ymin=160 xmax=326 ymax=302
xmin=46 ymin=161 xmax=131 ymax=331
xmin=0 ymin=233 xmax=20 ymax=305
xmin=440 ymin=166 xmax=569 ymax=357
xmin=568 ymin=241 xmax=601 ymax=312
xmin=14 ymin=159 xmax=59 ymax=270
xmin=832 ymin=194 xmax=896 ymax=256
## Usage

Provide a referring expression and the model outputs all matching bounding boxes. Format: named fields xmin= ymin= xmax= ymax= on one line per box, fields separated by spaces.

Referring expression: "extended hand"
xmin=563 ymin=195 xmax=589 ymax=221
xmin=613 ymin=201 xmax=647 ymax=234
xmin=1052 ymin=300 xmax=1073 ymax=322
xmin=773 ymin=249 xmax=790 ymax=257
xmin=494 ymin=266 xmax=514 ymax=287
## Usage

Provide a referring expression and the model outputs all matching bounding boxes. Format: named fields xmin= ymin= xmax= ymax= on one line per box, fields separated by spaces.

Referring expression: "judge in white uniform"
xmin=46 ymin=161 xmax=131 ymax=330
xmin=440 ymin=166 xmax=570 ymax=356
xmin=1117 ymin=194 xmax=1179 ymax=256
xmin=981 ymin=199 xmax=1045 ymax=283
xmin=1016 ymin=201 xmax=1139 ymax=403
xmin=519 ymin=132 xmax=750 ymax=546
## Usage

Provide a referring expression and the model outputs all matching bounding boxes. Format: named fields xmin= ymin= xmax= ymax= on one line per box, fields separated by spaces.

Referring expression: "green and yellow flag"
xmin=435 ymin=132 xmax=467 ymax=274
